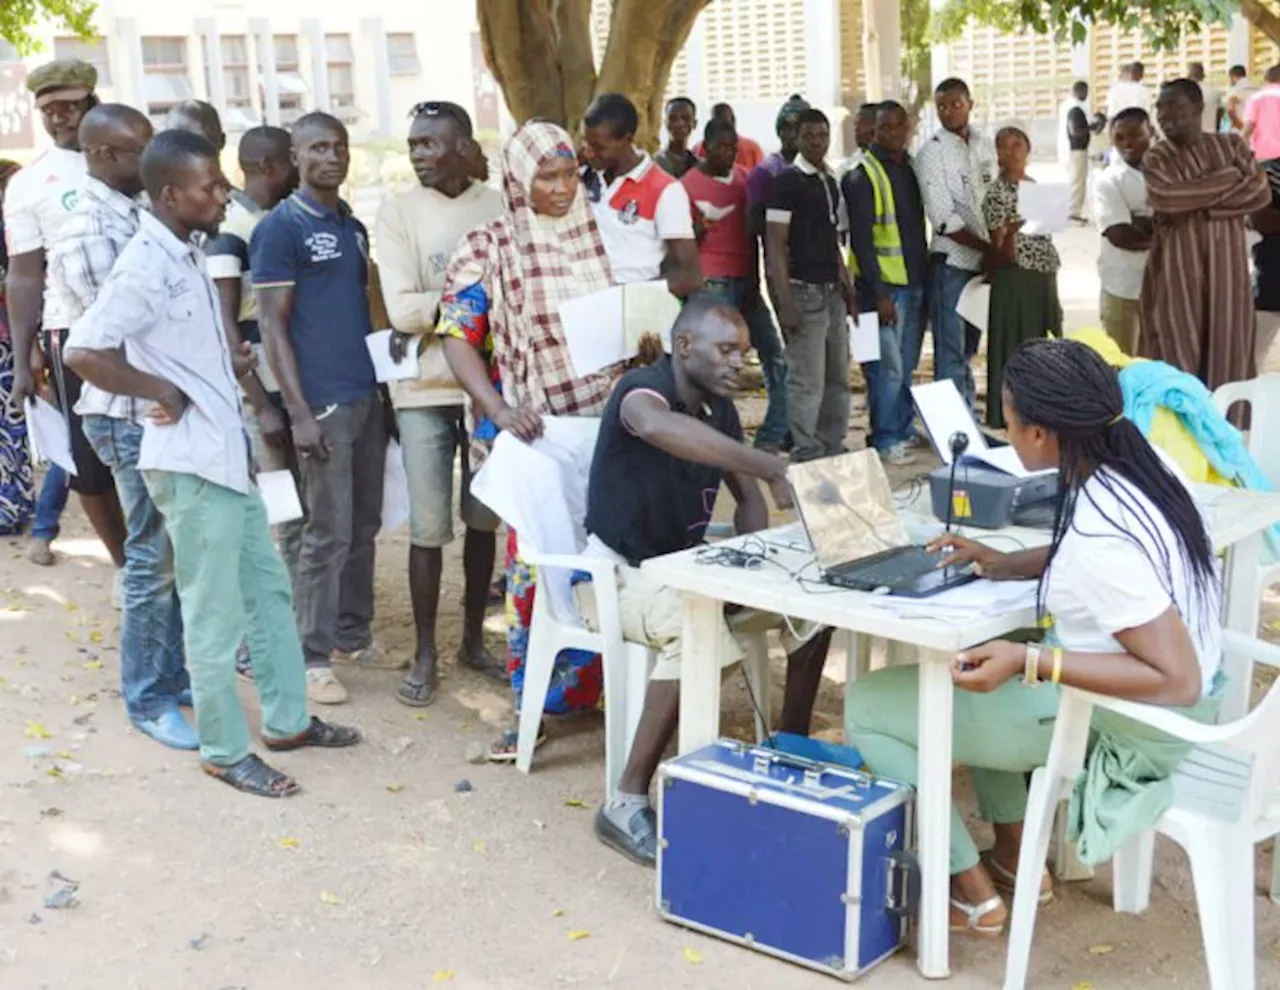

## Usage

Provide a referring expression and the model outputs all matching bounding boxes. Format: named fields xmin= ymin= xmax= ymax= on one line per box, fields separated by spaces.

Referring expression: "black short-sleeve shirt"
xmin=766 ymin=163 xmax=843 ymax=285
xmin=586 ymin=356 xmax=743 ymax=566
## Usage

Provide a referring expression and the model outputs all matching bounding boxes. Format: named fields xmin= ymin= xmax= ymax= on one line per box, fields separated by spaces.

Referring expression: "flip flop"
xmin=949 ymin=895 xmax=1006 ymax=937
xmin=202 ymin=754 xmax=299 ymax=798
xmin=394 ymin=674 xmax=439 ymax=709
xmin=457 ymin=649 xmax=509 ymax=683
xmin=487 ymin=727 xmax=547 ymax=763
xmin=981 ymin=851 xmax=1054 ymax=905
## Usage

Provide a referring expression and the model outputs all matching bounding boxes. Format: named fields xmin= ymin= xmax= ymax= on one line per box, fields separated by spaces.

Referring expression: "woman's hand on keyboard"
xmin=926 ymin=534 xmax=1009 ymax=579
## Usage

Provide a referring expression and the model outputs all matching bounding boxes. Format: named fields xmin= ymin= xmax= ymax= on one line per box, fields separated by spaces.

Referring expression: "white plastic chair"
xmin=1003 ymin=630 xmax=1280 ymax=990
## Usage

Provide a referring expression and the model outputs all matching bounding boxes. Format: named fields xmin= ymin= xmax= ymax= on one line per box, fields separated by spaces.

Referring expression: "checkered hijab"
xmin=442 ymin=120 xmax=619 ymax=417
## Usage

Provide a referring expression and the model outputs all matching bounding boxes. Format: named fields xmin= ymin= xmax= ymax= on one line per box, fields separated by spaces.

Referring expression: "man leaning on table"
xmin=576 ymin=297 xmax=834 ymax=866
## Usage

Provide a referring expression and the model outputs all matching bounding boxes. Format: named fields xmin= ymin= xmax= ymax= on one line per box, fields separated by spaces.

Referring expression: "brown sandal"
xmin=202 ymin=754 xmax=300 ymax=798
xmin=264 ymin=716 xmax=362 ymax=752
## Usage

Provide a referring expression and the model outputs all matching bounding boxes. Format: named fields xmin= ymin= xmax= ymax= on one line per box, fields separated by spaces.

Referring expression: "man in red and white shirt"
xmin=581 ymin=92 xmax=701 ymax=295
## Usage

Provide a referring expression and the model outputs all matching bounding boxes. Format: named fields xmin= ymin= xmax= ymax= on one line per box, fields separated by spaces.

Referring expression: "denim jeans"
xmin=925 ymin=259 xmax=981 ymax=407
xmin=861 ymin=285 xmax=925 ymax=451
xmin=143 ymin=469 xmax=309 ymax=766
xmin=785 ymin=281 xmax=851 ymax=462
xmin=81 ymin=415 xmax=189 ymax=722
xmin=31 ymin=463 xmax=68 ymax=541
xmin=697 ymin=276 xmax=789 ymax=450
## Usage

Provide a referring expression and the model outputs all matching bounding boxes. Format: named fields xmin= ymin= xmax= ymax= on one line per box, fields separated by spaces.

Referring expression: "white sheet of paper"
xmin=365 ymin=329 xmax=418 ymax=383
xmin=622 ymin=280 xmax=681 ymax=354
xmin=560 ymin=287 xmax=626 ymax=377
xmin=849 ymin=312 xmax=882 ymax=363
xmin=962 ymin=446 xmax=1045 ymax=478
xmin=909 ymin=380 xmax=987 ymax=466
xmin=1017 ymin=181 xmax=1070 ymax=236
xmin=381 ymin=439 xmax=411 ymax=533
xmin=257 ymin=470 xmax=303 ymax=524
xmin=955 ymin=276 xmax=991 ymax=333
xmin=24 ymin=397 xmax=77 ymax=476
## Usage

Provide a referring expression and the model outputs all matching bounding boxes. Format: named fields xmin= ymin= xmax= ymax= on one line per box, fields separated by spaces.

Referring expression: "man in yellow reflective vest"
xmin=842 ymin=101 xmax=930 ymax=466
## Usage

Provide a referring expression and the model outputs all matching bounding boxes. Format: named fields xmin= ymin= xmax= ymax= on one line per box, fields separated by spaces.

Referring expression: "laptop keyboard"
xmin=825 ymin=545 xmax=951 ymax=591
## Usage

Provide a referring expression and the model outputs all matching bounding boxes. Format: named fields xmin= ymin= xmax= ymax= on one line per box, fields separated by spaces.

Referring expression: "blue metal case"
xmin=657 ymin=739 xmax=916 ymax=981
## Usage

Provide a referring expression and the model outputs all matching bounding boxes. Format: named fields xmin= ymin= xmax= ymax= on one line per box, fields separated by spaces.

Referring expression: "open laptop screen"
xmin=788 ymin=451 xmax=910 ymax=572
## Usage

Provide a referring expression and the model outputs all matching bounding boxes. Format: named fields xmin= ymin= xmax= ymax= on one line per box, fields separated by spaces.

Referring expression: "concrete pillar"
xmin=1228 ymin=14 xmax=1251 ymax=72
xmin=196 ymin=18 xmax=226 ymax=110
xmin=250 ymin=17 xmax=280 ymax=127
xmin=302 ymin=18 xmax=329 ymax=113
xmin=804 ymin=0 xmax=843 ymax=110
xmin=685 ymin=17 xmax=708 ymax=122
xmin=360 ymin=16 xmax=392 ymax=137
xmin=115 ymin=18 xmax=146 ymax=113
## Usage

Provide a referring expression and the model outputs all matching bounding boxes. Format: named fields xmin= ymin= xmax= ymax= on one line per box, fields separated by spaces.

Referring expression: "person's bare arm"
xmin=723 ymin=469 xmax=770 ymax=536
xmin=927 ymin=533 xmax=1050 ymax=580
xmin=1243 ymin=121 xmax=1256 ymax=142
xmin=257 ymin=284 xmax=328 ymax=459
xmin=1102 ymin=223 xmax=1154 ymax=251
xmin=1253 ymin=205 xmax=1280 ymax=235
xmin=765 ymin=222 xmax=798 ymax=333
xmin=6 ymin=250 xmax=46 ymax=401
xmin=664 ymin=238 xmax=703 ymax=298
xmin=441 ymin=335 xmax=543 ymax=443
xmin=214 ymin=279 xmax=280 ymax=437
xmin=621 ymin=391 xmax=786 ymax=482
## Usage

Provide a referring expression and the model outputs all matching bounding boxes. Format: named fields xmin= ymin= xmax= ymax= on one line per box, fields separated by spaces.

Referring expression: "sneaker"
xmin=111 ymin=569 xmax=124 ymax=610
xmin=331 ymin=642 xmax=407 ymax=671
xmin=132 ymin=710 xmax=199 ymax=750
xmin=307 ymin=667 xmax=349 ymax=705
xmin=881 ymin=442 xmax=917 ymax=466
xmin=27 ymin=537 xmax=55 ymax=566
xmin=594 ymin=805 xmax=658 ymax=866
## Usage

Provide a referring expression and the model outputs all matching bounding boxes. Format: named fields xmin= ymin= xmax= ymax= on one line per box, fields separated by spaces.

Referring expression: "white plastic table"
xmin=641 ymin=484 xmax=1280 ymax=980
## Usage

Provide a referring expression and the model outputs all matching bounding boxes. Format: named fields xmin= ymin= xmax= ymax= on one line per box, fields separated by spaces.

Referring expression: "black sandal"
xmin=264 ymin=716 xmax=362 ymax=752
xmin=202 ymin=754 xmax=299 ymax=798
xmin=394 ymin=673 xmax=438 ymax=708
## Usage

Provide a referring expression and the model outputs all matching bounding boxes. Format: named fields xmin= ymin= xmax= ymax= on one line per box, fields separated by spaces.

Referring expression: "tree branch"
xmin=478 ymin=0 xmax=567 ymax=124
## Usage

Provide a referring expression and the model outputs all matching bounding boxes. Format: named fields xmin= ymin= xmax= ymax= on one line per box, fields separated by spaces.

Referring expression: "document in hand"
xmin=848 ymin=311 xmax=882 ymax=364
xmin=365 ymin=329 xmax=418 ymax=383
xmin=257 ymin=470 xmax=303 ymax=524
xmin=1017 ymin=181 xmax=1070 ymax=236
xmin=560 ymin=281 xmax=681 ymax=377
xmin=910 ymin=379 xmax=1049 ymax=478
xmin=955 ymin=276 xmax=991 ymax=334
xmin=24 ymin=397 xmax=78 ymax=476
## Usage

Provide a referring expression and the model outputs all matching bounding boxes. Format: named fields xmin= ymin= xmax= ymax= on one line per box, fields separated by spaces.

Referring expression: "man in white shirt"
xmin=1093 ymin=108 xmax=1154 ymax=357
xmin=1226 ymin=65 xmax=1260 ymax=132
xmin=65 ymin=129 xmax=361 ymax=797
xmin=1188 ymin=62 xmax=1223 ymax=134
xmin=1106 ymin=62 xmax=1150 ymax=122
xmin=377 ymin=101 xmax=505 ymax=707
xmin=580 ymin=92 xmax=702 ymax=295
xmin=4 ymin=59 xmax=126 ymax=573
xmin=914 ymin=77 xmax=997 ymax=406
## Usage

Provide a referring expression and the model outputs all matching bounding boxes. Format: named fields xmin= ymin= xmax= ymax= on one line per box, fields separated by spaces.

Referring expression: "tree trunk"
xmin=478 ymin=0 xmax=711 ymax=149
xmin=1241 ymin=0 xmax=1280 ymax=49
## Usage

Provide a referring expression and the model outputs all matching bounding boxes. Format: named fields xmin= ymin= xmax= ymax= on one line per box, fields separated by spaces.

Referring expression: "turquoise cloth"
xmin=1119 ymin=360 xmax=1279 ymax=559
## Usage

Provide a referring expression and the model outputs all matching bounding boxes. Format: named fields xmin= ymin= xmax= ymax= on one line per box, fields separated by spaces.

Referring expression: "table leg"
xmin=916 ymin=649 xmax=953 ymax=980
xmin=1221 ymin=533 xmax=1262 ymax=721
xmin=677 ymin=592 xmax=726 ymax=755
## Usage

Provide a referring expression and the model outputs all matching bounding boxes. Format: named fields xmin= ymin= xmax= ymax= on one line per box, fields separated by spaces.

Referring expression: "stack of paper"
xmin=560 ymin=281 xmax=681 ymax=377
xmin=859 ymin=579 xmax=1038 ymax=619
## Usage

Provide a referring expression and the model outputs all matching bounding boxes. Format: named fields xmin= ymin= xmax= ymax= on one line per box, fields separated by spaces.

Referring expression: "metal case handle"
xmin=884 ymin=849 xmax=921 ymax=920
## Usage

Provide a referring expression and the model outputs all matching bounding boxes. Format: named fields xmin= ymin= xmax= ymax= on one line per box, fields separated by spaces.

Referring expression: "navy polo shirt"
xmin=249 ymin=190 xmax=377 ymax=408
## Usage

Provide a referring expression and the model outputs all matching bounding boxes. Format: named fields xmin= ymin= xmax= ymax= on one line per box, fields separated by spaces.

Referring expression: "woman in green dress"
xmin=982 ymin=126 xmax=1063 ymax=429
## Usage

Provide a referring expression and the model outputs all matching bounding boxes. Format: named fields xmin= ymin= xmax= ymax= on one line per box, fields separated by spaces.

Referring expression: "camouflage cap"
xmin=27 ymin=59 xmax=97 ymax=105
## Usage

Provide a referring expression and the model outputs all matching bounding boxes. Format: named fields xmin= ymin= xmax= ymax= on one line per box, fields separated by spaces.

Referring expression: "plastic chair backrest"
xmin=1213 ymin=375 xmax=1280 ymax=487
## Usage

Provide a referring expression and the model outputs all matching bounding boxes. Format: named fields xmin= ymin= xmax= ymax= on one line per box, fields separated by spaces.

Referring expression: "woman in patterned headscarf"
xmin=0 ymin=159 xmax=35 ymax=535
xmin=437 ymin=120 xmax=624 ymax=759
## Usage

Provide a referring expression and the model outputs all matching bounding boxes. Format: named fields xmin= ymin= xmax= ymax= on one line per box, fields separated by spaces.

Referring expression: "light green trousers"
xmin=143 ymin=471 xmax=310 ymax=766
xmin=846 ymin=665 xmax=1061 ymax=874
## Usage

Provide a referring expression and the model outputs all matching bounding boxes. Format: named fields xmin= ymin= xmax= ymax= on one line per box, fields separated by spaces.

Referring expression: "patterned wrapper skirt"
xmin=0 ymin=335 xmax=35 ymax=535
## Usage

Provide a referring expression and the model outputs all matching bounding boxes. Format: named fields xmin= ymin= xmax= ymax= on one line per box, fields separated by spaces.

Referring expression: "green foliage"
xmin=932 ymin=0 xmax=1237 ymax=50
xmin=0 ymin=1 xmax=98 ymax=54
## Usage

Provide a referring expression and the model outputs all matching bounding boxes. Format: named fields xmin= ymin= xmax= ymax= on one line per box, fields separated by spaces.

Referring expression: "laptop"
xmin=789 ymin=451 xmax=977 ymax=598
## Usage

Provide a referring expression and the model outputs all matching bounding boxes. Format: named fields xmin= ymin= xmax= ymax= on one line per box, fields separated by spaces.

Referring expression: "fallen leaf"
xmin=88 ymin=631 xmax=104 ymax=645
xmin=567 ymin=930 xmax=591 ymax=942
xmin=412 ymin=713 xmax=429 ymax=721
xmin=1087 ymin=944 xmax=1114 ymax=956
xmin=68 ymin=694 xmax=80 ymax=706
xmin=55 ymin=751 xmax=72 ymax=760
xmin=472 ymin=839 xmax=486 ymax=854
xmin=432 ymin=971 xmax=456 ymax=983
xmin=276 ymin=837 xmax=301 ymax=850
xmin=82 ymin=661 xmax=102 ymax=671
xmin=385 ymin=783 xmax=405 ymax=794
xmin=46 ymin=767 xmax=63 ymax=778
xmin=682 ymin=945 xmax=703 ymax=965
xmin=24 ymin=721 xmax=52 ymax=740
xmin=1071 ymin=984 xmax=1095 ymax=990
xmin=552 ymin=909 xmax=565 ymax=918
xmin=319 ymin=890 xmax=342 ymax=906
xmin=564 ymin=798 xmax=588 ymax=809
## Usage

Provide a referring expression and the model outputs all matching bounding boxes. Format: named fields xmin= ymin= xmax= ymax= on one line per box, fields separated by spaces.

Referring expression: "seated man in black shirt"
xmin=581 ymin=297 xmax=833 ymax=865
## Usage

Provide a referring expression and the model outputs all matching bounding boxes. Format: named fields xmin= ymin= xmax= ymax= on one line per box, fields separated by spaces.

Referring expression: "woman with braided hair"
xmin=846 ymin=337 xmax=1223 ymax=936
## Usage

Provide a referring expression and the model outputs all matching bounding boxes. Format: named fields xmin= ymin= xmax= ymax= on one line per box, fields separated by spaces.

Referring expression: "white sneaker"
xmin=112 ymin=569 xmax=124 ymax=610
xmin=881 ymin=443 xmax=917 ymax=466
xmin=307 ymin=668 xmax=349 ymax=705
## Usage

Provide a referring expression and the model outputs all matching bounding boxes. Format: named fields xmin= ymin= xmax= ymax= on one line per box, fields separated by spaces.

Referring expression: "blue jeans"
xmin=82 ymin=415 xmax=189 ymax=722
xmin=925 ymin=260 xmax=981 ymax=407
xmin=698 ymin=277 xmax=789 ymax=449
xmin=31 ymin=463 xmax=68 ymax=541
xmin=862 ymin=285 xmax=925 ymax=451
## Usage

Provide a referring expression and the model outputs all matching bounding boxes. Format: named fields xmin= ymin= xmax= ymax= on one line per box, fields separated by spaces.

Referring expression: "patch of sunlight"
xmin=53 ymin=538 xmax=112 ymax=566
xmin=22 ymin=584 xmax=68 ymax=607
xmin=0 ymin=607 xmax=28 ymax=621
xmin=48 ymin=823 xmax=105 ymax=857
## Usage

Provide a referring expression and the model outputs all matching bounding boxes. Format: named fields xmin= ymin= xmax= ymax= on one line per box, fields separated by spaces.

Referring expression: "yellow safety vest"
xmin=849 ymin=152 xmax=908 ymax=286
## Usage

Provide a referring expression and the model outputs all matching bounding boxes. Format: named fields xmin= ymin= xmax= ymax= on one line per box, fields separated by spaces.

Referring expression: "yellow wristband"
xmin=1024 ymin=643 xmax=1041 ymax=686
xmin=1050 ymin=648 xmax=1063 ymax=684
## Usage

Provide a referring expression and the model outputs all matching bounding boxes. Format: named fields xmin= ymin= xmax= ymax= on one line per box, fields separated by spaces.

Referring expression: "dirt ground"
xmin=3 ymin=223 xmax=1280 ymax=990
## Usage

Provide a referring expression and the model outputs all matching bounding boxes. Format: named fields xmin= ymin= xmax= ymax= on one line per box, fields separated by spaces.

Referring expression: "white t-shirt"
xmin=1045 ymin=459 xmax=1221 ymax=692
xmin=1093 ymin=158 xmax=1151 ymax=300
xmin=587 ymin=152 xmax=694 ymax=285
xmin=1106 ymin=81 xmax=1151 ymax=120
xmin=2 ymin=146 xmax=87 ymax=330
xmin=1199 ymin=83 xmax=1223 ymax=133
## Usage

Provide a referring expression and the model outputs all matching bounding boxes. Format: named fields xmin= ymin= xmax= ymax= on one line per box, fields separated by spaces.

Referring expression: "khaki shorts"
xmin=574 ymin=541 xmax=816 ymax=680
xmin=397 ymin=405 xmax=500 ymax=548
xmin=1099 ymin=290 xmax=1140 ymax=358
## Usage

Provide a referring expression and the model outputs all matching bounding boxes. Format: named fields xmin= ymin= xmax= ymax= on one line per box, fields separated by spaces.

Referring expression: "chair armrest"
xmin=705 ymin=522 xmax=736 ymax=540
xmin=1222 ymin=629 xmax=1280 ymax=671
xmin=1069 ymin=687 xmax=1244 ymax=746
xmin=521 ymin=551 xmax=610 ymax=580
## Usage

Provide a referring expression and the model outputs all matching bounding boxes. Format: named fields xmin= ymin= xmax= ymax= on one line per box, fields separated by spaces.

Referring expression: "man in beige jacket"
xmin=378 ymin=102 xmax=504 ymax=707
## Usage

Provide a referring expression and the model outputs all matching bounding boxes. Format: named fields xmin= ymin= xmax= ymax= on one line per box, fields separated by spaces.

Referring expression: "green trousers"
xmin=846 ymin=665 xmax=1061 ymax=874
xmin=143 ymin=470 xmax=310 ymax=766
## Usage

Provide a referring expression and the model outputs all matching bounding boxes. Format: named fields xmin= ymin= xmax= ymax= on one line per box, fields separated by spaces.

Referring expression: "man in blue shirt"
xmin=253 ymin=112 xmax=386 ymax=706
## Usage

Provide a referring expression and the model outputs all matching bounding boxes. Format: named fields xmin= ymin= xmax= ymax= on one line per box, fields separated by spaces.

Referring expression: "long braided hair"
xmin=1003 ymin=339 xmax=1216 ymax=629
